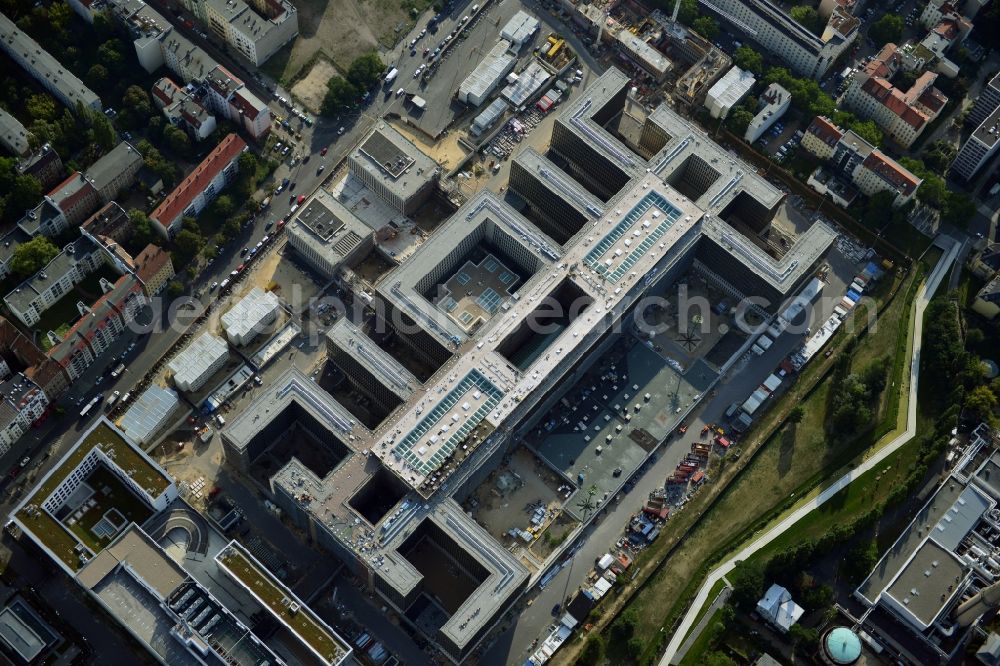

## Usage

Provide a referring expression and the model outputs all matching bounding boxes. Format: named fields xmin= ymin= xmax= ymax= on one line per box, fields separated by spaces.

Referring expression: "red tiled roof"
xmin=933 ymin=20 xmax=959 ymax=40
xmin=806 ymin=116 xmax=843 ymax=146
xmin=48 ymin=173 xmax=98 ymax=214
xmin=862 ymin=151 xmax=921 ymax=196
xmin=134 ymin=244 xmax=173 ymax=285
xmin=861 ymin=77 xmax=930 ymax=130
xmin=229 ymin=90 xmax=263 ymax=120
xmin=918 ymin=87 xmax=948 ymax=113
xmin=150 ymin=133 xmax=247 ymax=229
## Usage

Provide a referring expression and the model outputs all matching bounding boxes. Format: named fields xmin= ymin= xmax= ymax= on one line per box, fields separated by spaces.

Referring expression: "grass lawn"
xmin=559 ymin=264 xmax=924 ymax=665
xmin=16 ymin=422 xmax=171 ymax=570
xmin=65 ymin=466 xmax=154 ymax=554
xmin=32 ymin=266 xmax=122 ymax=335
xmin=743 ymin=433 xmax=923 ymax=567
xmin=681 ymin=578 xmax=729 ymax=645
xmin=678 ymin=605 xmax=726 ymax=666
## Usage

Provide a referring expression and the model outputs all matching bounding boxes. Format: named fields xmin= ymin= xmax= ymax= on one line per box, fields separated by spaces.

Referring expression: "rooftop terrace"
xmin=13 ymin=419 xmax=172 ymax=571
xmin=217 ymin=540 xmax=351 ymax=665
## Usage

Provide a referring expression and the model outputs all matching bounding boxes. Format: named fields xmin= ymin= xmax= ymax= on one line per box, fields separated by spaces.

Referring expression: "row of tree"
xmin=321 ymin=52 xmax=386 ymax=116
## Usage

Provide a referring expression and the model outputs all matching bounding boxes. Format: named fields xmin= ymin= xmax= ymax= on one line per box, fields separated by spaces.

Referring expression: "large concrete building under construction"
xmin=221 ymin=67 xmax=835 ymax=663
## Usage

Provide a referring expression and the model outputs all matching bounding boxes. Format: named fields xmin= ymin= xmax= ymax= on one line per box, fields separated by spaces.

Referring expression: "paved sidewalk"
xmin=671 ymin=581 xmax=732 ymax=664
xmin=660 ymin=236 xmax=961 ymax=665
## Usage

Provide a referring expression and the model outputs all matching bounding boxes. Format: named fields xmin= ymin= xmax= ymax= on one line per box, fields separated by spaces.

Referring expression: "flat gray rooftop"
xmin=884 ymin=539 xmax=965 ymax=629
xmin=223 ymin=366 xmax=368 ymax=455
xmin=350 ymin=124 xmax=438 ymax=201
xmin=326 ymin=318 xmax=418 ymax=399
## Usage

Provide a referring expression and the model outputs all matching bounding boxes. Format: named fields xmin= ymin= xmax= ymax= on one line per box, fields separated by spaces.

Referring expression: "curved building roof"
xmin=825 ymin=627 xmax=861 ymax=664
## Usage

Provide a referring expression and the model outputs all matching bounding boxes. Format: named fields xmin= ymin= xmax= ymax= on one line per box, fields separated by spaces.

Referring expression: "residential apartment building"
xmin=48 ymin=274 xmax=148 ymax=381
xmin=203 ymin=0 xmax=298 ymax=66
xmin=803 ymin=117 xmax=922 ymax=207
xmin=150 ymin=133 xmax=246 ymax=238
xmin=745 ymin=83 xmax=791 ymax=143
xmin=105 ymin=0 xmax=271 ymax=140
xmin=133 ymin=244 xmax=175 ymax=295
xmin=0 ymin=317 xmax=67 ymax=401
xmin=4 ymin=237 xmax=106 ymax=328
xmin=151 ymin=77 xmax=217 ymax=141
xmin=16 ymin=144 xmax=65 ymax=190
xmin=82 ymin=141 xmax=143 ymax=202
xmin=0 ymin=373 xmax=47 ymax=455
xmin=81 ymin=202 xmax=131 ymax=246
xmin=0 ymin=107 xmax=29 ymax=156
xmin=698 ymin=0 xmax=859 ymax=78
xmin=844 ymin=43 xmax=949 ymax=148
xmin=0 ymin=13 xmax=101 ymax=112
xmin=951 ymin=106 xmax=1000 ymax=182
xmin=968 ymin=72 xmax=1000 ymax=129
xmin=17 ymin=142 xmax=141 ymax=237
xmin=202 ymin=66 xmax=270 ymax=140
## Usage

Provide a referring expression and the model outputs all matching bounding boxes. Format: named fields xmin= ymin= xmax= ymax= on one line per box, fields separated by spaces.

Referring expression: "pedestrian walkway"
xmin=660 ymin=236 xmax=961 ymax=665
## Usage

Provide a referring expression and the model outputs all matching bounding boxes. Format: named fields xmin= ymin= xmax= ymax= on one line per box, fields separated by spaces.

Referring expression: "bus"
xmin=80 ymin=394 xmax=103 ymax=418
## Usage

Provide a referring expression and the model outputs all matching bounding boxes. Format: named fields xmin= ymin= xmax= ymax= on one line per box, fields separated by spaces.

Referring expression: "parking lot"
xmin=402 ymin=0 xmax=553 ymax=138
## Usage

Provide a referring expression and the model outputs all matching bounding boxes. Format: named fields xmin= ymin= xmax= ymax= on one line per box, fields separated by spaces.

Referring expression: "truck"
xmin=384 ymin=68 xmax=399 ymax=85
xmin=411 ymin=95 xmax=427 ymax=111
xmin=111 ymin=362 xmax=126 ymax=378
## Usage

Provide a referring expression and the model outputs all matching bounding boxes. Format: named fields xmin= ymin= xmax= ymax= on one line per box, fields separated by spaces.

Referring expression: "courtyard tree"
xmin=11 ymin=236 xmax=59 ymax=278
xmin=733 ymin=46 xmax=764 ymax=75
xmin=870 ymin=14 xmax=904 ymax=45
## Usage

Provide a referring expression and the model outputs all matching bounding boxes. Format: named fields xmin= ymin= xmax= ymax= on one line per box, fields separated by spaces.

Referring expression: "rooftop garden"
xmin=218 ymin=542 xmax=349 ymax=664
xmin=15 ymin=421 xmax=170 ymax=570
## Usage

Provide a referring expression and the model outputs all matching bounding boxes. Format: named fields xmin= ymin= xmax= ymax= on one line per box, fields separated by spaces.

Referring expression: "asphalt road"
xmin=658 ymin=236 xmax=960 ymax=665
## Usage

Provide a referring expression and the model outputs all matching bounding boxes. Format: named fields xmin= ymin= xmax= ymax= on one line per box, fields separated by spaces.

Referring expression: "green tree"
xmin=120 ymin=84 xmax=153 ymax=129
xmin=577 ymin=635 xmax=605 ymax=666
xmin=86 ymin=64 xmax=109 ymax=89
xmin=26 ymin=94 xmax=57 ymax=122
xmin=733 ymin=46 xmax=764 ymax=75
xmin=82 ymin=104 xmax=117 ymax=151
xmin=167 ymin=280 xmax=185 ymax=298
xmin=942 ymin=191 xmax=975 ymax=229
xmin=727 ymin=106 xmax=754 ymax=135
xmin=212 ymin=195 xmax=235 ymax=218
xmin=847 ymin=119 xmax=883 ymax=147
xmin=609 ymin=608 xmax=638 ymax=645
xmin=692 ymin=15 xmax=719 ymax=40
xmin=923 ymin=141 xmax=957 ymax=174
xmin=862 ymin=190 xmax=896 ymax=228
xmin=173 ymin=229 xmax=203 ymax=264
xmin=790 ymin=5 xmax=823 ymax=34
xmin=870 ymin=14 xmax=904 ymax=44
xmin=97 ymin=39 xmax=124 ymax=74
xmin=163 ymin=125 xmax=191 ymax=157
xmin=128 ymin=209 xmax=156 ymax=246
xmin=674 ymin=0 xmax=699 ymax=24
xmin=788 ymin=623 xmax=819 ymax=651
xmin=729 ymin=561 xmax=765 ymax=609
xmin=966 ymin=385 xmax=997 ymax=421
xmin=789 ymin=405 xmax=805 ymax=424
xmin=11 ymin=236 xmax=59 ymax=277
xmin=9 ymin=175 xmax=41 ymax=215
xmin=347 ymin=52 xmax=385 ymax=90
xmin=704 ymin=653 xmax=737 ymax=666
xmin=321 ymin=76 xmax=359 ymax=116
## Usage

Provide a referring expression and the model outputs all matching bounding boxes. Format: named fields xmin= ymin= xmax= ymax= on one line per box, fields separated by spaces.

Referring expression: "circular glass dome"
xmin=825 ymin=627 xmax=862 ymax=665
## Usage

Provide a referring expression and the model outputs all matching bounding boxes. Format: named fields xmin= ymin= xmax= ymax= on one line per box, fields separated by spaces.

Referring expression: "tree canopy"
xmin=790 ymin=5 xmax=823 ymax=35
xmin=692 ymin=15 xmax=719 ymax=40
xmin=870 ymin=14 xmax=904 ymax=45
xmin=11 ymin=236 xmax=59 ymax=278
xmin=347 ymin=52 xmax=385 ymax=90
xmin=733 ymin=46 xmax=764 ymax=75
xmin=321 ymin=76 xmax=358 ymax=116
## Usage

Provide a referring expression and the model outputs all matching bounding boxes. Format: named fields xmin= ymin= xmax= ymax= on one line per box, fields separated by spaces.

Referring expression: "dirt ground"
xmin=266 ymin=0 xmax=419 ymax=85
xmin=253 ymin=243 xmax=322 ymax=312
xmin=290 ymin=59 xmax=340 ymax=115
xmin=467 ymin=447 xmax=569 ymax=572
xmin=391 ymin=121 xmax=471 ymax=172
